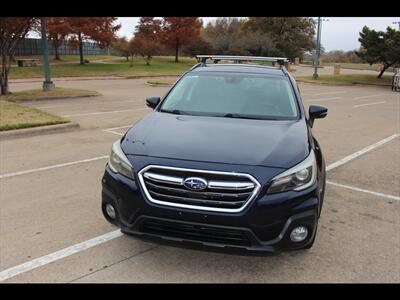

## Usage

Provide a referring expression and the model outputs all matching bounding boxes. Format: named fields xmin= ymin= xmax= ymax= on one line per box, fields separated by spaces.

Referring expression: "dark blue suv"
xmin=101 ymin=55 xmax=328 ymax=253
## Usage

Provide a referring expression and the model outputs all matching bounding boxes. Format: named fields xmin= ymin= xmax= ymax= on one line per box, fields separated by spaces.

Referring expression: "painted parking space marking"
xmin=102 ymin=125 xmax=132 ymax=136
xmin=305 ymin=91 xmax=346 ymax=96
xmin=353 ymin=94 xmax=385 ymax=100
xmin=0 ymin=155 xmax=108 ymax=179
xmin=353 ymin=101 xmax=386 ymax=108
xmin=327 ymin=181 xmax=400 ymax=201
xmin=304 ymin=97 xmax=342 ymax=103
xmin=326 ymin=133 xmax=399 ymax=171
xmin=1 ymin=133 xmax=399 ymax=281
xmin=61 ymin=108 xmax=149 ymax=118
xmin=0 ymin=230 xmax=123 ymax=282
xmin=36 ymin=100 xmax=140 ymax=109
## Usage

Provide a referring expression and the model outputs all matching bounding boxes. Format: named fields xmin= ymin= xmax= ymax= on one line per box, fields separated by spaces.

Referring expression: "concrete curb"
xmin=295 ymin=79 xmax=391 ymax=88
xmin=144 ymin=82 xmax=173 ymax=87
xmin=10 ymin=75 xmax=181 ymax=84
xmin=10 ymin=93 xmax=101 ymax=103
xmin=0 ymin=122 xmax=80 ymax=140
xmin=124 ymin=74 xmax=180 ymax=80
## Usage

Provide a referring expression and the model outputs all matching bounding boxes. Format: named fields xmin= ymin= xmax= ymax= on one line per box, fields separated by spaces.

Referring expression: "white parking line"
xmin=0 ymin=230 xmax=123 ymax=282
xmin=37 ymin=100 xmax=139 ymax=109
xmin=327 ymin=181 xmax=400 ymax=201
xmin=353 ymin=94 xmax=385 ymax=100
xmin=102 ymin=130 xmax=124 ymax=136
xmin=326 ymin=133 xmax=399 ymax=171
xmin=304 ymin=97 xmax=342 ymax=103
xmin=0 ymin=134 xmax=399 ymax=281
xmin=306 ymin=91 xmax=346 ymax=96
xmin=102 ymin=125 xmax=132 ymax=136
xmin=0 ymin=155 xmax=108 ymax=179
xmin=353 ymin=101 xmax=386 ymax=108
xmin=103 ymin=125 xmax=133 ymax=131
xmin=62 ymin=108 xmax=149 ymax=118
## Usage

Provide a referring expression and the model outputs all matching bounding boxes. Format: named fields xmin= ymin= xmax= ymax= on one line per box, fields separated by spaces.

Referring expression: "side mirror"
xmin=146 ymin=96 xmax=161 ymax=109
xmin=308 ymin=105 xmax=328 ymax=127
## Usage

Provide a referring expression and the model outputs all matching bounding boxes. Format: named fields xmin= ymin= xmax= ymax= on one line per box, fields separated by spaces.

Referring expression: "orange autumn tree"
xmin=0 ymin=17 xmax=36 ymax=95
xmin=67 ymin=17 xmax=121 ymax=64
xmin=161 ymin=17 xmax=203 ymax=63
xmin=46 ymin=17 xmax=70 ymax=60
xmin=132 ymin=17 xmax=164 ymax=65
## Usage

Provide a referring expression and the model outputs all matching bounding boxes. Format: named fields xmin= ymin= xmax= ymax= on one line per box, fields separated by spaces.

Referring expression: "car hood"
xmin=122 ymin=112 xmax=310 ymax=169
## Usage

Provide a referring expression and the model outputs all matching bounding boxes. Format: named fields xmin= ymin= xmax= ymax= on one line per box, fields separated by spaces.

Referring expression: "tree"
xmin=161 ymin=17 xmax=203 ymax=63
xmin=203 ymin=18 xmax=245 ymax=55
xmin=245 ymin=17 xmax=316 ymax=60
xmin=135 ymin=17 xmax=162 ymax=40
xmin=237 ymin=30 xmax=275 ymax=57
xmin=356 ymin=26 xmax=400 ymax=78
xmin=182 ymin=37 xmax=214 ymax=57
xmin=203 ymin=17 xmax=277 ymax=57
xmin=128 ymin=17 xmax=164 ymax=65
xmin=67 ymin=17 xmax=121 ymax=64
xmin=130 ymin=35 xmax=163 ymax=66
xmin=0 ymin=17 xmax=35 ymax=95
xmin=46 ymin=17 xmax=70 ymax=60
xmin=113 ymin=36 xmax=130 ymax=61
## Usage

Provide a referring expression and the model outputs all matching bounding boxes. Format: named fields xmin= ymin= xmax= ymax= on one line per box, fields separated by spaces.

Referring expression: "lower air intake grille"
xmin=141 ymin=218 xmax=252 ymax=246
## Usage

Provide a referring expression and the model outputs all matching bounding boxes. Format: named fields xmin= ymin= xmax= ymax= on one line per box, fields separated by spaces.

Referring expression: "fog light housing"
xmin=290 ymin=226 xmax=308 ymax=242
xmin=105 ymin=204 xmax=116 ymax=220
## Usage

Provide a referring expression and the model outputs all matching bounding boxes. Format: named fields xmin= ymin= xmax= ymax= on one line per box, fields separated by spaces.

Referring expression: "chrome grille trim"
xmin=138 ymin=165 xmax=261 ymax=213
xmin=143 ymin=172 xmax=183 ymax=185
xmin=207 ymin=180 xmax=255 ymax=190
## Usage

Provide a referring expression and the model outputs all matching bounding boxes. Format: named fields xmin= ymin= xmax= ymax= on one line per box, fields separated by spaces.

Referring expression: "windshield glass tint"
xmin=160 ymin=72 xmax=298 ymax=119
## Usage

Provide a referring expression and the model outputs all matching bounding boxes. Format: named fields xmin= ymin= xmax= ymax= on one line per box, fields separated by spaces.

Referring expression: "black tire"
xmin=318 ymin=176 xmax=326 ymax=218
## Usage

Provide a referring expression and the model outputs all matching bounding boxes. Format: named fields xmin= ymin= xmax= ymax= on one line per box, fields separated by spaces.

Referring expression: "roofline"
xmin=196 ymin=55 xmax=289 ymax=65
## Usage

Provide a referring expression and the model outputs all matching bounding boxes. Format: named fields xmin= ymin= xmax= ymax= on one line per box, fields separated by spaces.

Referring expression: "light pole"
xmin=312 ymin=17 xmax=329 ymax=80
xmin=40 ymin=17 xmax=55 ymax=91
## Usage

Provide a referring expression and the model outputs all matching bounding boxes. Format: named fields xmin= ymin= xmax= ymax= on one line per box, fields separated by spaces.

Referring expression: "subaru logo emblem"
xmin=183 ymin=177 xmax=208 ymax=191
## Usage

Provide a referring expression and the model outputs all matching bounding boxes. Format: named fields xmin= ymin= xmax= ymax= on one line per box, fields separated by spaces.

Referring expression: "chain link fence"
xmin=14 ymin=38 xmax=107 ymax=56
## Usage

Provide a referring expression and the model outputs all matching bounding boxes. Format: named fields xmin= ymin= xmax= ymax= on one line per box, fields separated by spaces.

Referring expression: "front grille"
xmin=141 ymin=218 xmax=252 ymax=246
xmin=138 ymin=165 xmax=260 ymax=212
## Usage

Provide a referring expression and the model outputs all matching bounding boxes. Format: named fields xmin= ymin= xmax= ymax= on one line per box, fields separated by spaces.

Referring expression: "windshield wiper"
xmin=160 ymin=109 xmax=183 ymax=115
xmin=223 ymin=113 xmax=277 ymax=120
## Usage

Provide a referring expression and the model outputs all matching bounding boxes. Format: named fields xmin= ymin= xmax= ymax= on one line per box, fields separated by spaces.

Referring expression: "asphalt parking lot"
xmin=1 ymin=76 xmax=399 ymax=283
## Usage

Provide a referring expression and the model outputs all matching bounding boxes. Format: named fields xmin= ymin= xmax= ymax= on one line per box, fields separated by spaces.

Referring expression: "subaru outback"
xmin=101 ymin=55 xmax=328 ymax=253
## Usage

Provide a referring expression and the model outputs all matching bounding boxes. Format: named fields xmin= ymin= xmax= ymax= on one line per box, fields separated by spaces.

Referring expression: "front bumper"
xmin=101 ymin=163 xmax=321 ymax=253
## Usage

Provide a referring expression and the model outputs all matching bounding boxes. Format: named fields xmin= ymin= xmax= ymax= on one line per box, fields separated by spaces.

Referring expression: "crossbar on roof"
xmin=196 ymin=55 xmax=289 ymax=65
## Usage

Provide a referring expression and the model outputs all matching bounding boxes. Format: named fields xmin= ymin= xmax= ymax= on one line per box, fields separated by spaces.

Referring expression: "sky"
xmin=117 ymin=17 xmax=400 ymax=51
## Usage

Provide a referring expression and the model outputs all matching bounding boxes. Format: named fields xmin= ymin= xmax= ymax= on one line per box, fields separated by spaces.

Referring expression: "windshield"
xmin=160 ymin=72 xmax=299 ymax=120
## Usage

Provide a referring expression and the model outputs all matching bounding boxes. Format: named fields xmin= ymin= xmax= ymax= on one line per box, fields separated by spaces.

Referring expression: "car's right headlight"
xmin=108 ymin=139 xmax=134 ymax=179
xmin=267 ymin=150 xmax=317 ymax=194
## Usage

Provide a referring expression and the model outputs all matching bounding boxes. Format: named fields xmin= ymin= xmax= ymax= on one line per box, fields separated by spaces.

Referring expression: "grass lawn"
xmin=0 ymin=101 xmax=69 ymax=131
xmin=323 ymin=62 xmax=396 ymax=73
xmin=296 ymin=74 xmax=393 ymax=86
xmin=0 ymin=87 xmax=100 ymax=102
xmin=7 ymin=56 xmax=197 ymax=79
xmin=302 ymin=61 xmax=395 ymax=72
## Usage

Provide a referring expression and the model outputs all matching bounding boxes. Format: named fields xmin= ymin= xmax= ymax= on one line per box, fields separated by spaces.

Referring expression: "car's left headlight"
xmin=108 ymin=139 xmax=134 ymax=179
xmin=267 ymin=150 xmax=317 ymax=194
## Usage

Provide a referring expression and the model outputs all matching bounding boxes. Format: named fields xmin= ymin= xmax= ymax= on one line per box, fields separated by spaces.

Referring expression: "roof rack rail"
xmin=190 ymin=62 xmax=203 ymax=71
xmin=196 ymin=55 xmax=289 ymax=66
